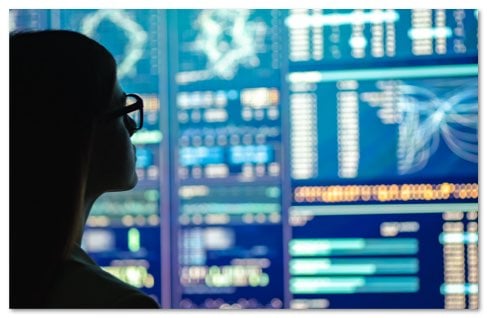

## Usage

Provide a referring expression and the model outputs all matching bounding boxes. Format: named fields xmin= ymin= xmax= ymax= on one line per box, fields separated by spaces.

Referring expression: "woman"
xmin=10 ymin=30 xmax=160 ymax=308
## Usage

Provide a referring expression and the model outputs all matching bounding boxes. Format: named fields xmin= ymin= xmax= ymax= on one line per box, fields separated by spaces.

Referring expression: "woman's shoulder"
xmin=46 ymin=246 xmax=160 ymax=309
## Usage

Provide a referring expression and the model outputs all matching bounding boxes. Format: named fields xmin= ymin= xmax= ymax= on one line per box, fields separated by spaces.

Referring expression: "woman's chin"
xmin=128 ymin=174 xmax=138 ymax=189
xmin=108 ymin=173 xmax=138 ymax=192
xmin=124 ymin=173 xmax=138 ymax=190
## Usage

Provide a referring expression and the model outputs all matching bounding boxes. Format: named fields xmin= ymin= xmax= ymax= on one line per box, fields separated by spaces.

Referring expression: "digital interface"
xmin=169 ymin=9 xmax=285 ymax=308
xmin=11 ymin=9 xmax=478 ymax=309
xmin=286 ymin=9 xmax=478 ymax=65
xmin=289 ymin=203 xmax=478 ymax=309
xmin=288 ymin=70 xmax=478 ymax=185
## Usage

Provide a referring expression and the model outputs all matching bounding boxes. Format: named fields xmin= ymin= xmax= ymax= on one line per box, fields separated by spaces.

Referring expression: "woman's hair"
xmin=10 ymin=30 xmax=117 ymax=308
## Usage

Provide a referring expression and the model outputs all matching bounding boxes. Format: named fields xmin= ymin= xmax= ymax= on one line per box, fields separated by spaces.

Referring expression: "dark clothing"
xmin=46 ymin=244 xmax=160 ymax=309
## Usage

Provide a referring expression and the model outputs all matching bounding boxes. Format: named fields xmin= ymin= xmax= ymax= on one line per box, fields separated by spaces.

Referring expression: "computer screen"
xmin=10 ymin=9 xmax=479 ymax=309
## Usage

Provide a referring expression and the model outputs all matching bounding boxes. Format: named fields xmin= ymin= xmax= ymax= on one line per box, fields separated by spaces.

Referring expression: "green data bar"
xmin=290 ymin=277 xmax=419 ymax=294
xmin=128 ymin=228 xmax=140 ymax=253
xmin=287 ymin=64 xmax=478 ymax=83
xmin=289 ymin=238 xmax=418 ymax=256
xmin=290 ymin=258 xmax=419 ymax=275
xmin=130 ymin=130 xmax=163 ymax=144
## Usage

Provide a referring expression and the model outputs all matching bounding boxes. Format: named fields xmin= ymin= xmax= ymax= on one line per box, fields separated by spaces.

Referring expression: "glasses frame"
xmin=101 ymin=93 xmax=144 ymax=133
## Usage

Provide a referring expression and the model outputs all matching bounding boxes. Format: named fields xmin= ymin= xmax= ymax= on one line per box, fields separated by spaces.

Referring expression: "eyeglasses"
xmin=101 ymin=93 xmax=144 ymax=135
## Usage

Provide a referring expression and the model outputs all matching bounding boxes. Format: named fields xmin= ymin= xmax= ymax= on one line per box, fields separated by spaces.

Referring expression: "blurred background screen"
xmin=10 ymin=9 xmax=478 ymax=309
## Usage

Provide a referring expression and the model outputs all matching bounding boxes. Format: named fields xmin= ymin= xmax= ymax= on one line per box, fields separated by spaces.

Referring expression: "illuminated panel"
xmin=81 ymin=225 xmax=161 ymax=300
xmin=285 ymin=9 xmax=478 ymax=64
xmin=55 ymin=9 xmax=165 ymax=304
xmin=170 ymin=9 xmax=284 ymax=308
xmin=85 ymin=188 xmax=161 ymax=302
xmin=285 ymin=9 xmax=478 ymax=310
xmin=176 ymin=184 xmax=283 ymax=309
xmin=289 ymin=203 xmax=478 ymax=309
xmin=178 ymin=224 xmax=283 ymax=309
xmin=288 ymin=65 xmax=478 ymax=202
xmin=10 ymin=9 xmax=165 ymax=304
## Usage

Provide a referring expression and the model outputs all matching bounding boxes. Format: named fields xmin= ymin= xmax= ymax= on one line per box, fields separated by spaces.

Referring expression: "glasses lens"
xmin=125 ymin=95 xmax=141 ymax=129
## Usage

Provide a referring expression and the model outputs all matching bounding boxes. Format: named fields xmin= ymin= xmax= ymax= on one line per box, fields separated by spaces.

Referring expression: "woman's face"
xmin=86 ymin=81 xmax=138 ymax=195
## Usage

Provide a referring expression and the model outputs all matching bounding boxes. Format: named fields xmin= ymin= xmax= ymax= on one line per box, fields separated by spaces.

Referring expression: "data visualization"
xmin=286 ymin=9 xmax=477 ymax=65
xmin=289 ymin=203 xmax=478 ymax=309
xmin=169 ymin=9 xmax=285 ymax=308
xmin=288 ymin=68 xmax=478 ymax=184
xmin=11 ymin=9 xmax=478 ymax=309
xmin=176 ymin=9 xmax=280 ymax=84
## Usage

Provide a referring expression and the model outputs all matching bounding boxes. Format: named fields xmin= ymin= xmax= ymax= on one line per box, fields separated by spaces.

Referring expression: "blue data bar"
xmin=290 ymin=258 xmax=419 ymax=275
xmin=289 ymin=238 xmax=418 ymax=256
xmin=290 ymin=277 xmax=419 ymax=294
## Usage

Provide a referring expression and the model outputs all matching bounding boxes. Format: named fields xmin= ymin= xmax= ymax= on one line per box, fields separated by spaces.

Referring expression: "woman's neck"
xmin=77 ymin=192 xmax=101 ymax=245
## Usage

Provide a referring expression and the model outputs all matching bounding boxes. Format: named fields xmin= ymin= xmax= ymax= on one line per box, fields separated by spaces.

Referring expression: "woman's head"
xmin=12 ymin=29 xmax=139 ymax=202
xmin=10 ymin=30 xmax=138 ymax=307
xmin=11 ymin=30 xmax=116 ymax=121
